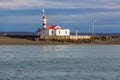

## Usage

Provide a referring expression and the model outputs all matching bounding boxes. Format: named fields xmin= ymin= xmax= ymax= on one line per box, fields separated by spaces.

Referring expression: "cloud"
xmin=0 ymin=14 xmax=95 ymax=24
xmin=0 ymin=8 xmax=120 ymax=17
xmin=0 ymin=0 xmax=120 ymax=9
xmin=1 ymin=11 xmax=120 ymax=25
xmin=0 ymin=15 xmax=40 ymax=24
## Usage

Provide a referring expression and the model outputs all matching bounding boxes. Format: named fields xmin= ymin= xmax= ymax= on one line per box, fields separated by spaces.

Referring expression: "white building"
xmin=39 ymin=26 xmax=70 ymax=36
xmin=37 ymin=9 xmax=70 ymax=36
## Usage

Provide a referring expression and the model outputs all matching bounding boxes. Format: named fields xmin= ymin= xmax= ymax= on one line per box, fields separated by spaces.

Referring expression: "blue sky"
xmin=0 ymin=0 xmax=120 ymax=32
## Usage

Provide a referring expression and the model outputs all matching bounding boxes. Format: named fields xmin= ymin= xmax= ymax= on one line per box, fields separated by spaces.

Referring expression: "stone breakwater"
xmin=35 ymin=36 xmax=91 ymax=41
xmin=0 ymin=35 xmax=120 ymax=44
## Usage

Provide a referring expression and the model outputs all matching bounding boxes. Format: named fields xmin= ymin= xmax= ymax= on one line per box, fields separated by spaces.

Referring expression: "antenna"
xmin=75 ymin=27 xmax=79 ymax=36
xmin=42 ymin=9 xmax=45 ymax=16
xmin=92 ymin=16 xmax=95 ymax=40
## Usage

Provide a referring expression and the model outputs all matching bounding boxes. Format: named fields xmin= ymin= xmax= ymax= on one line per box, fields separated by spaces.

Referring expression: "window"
xmin=59 ymin=31 xmax=60 ymax=34
xmin=51 ymin=30 xmax=54 ymax=34
xmin=65 ymin=31 xmax=67 ymax=34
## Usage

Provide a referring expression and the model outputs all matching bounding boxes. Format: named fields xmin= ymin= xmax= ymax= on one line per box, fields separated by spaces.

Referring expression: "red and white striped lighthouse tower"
xmin=42 ymin=9 xmax=47 ymax=29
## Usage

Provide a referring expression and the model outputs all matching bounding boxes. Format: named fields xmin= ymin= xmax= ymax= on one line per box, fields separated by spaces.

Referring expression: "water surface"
xmin=0 ymin=45 xmax=120 ymax=80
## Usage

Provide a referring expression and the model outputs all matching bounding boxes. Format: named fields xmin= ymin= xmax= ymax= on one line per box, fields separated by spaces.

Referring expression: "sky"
xmin=0 ymin=0 xmax=120 ymax=33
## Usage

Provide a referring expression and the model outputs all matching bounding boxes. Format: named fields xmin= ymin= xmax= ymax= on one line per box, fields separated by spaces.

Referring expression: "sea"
xmin=0 ymin=32 xmax=120 ymax=36
xmin=0 ymin=44 xmax=120 ymax=80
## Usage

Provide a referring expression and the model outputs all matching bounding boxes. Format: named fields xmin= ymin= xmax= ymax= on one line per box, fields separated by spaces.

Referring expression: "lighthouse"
xmin=42 ymin=9 xmax=47 ymax=29
xmin=37 ymin=9 xmax=70 ymax=36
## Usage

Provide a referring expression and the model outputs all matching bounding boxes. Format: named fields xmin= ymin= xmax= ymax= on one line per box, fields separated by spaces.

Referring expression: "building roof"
xmin=46 ymin=25 xmax=62 ymax=29
xmin=37 ymin=25 xmax=65 ymax=32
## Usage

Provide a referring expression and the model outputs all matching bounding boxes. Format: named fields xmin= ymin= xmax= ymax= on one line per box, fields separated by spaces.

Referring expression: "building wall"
xmin=39 ymin=29 xmax=49 ymax=36
xmin=39 ymin=29 xmax=70 ymax=36
xmin=55 ymin=29 xmax=70 ymax=36
xmin=48 ymin=29 xmax=54 ymax=36
xmin=70 ymin=36 xmax=91 ymax=40
xmin=38 ymin=35 xmax=91 ymax=40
